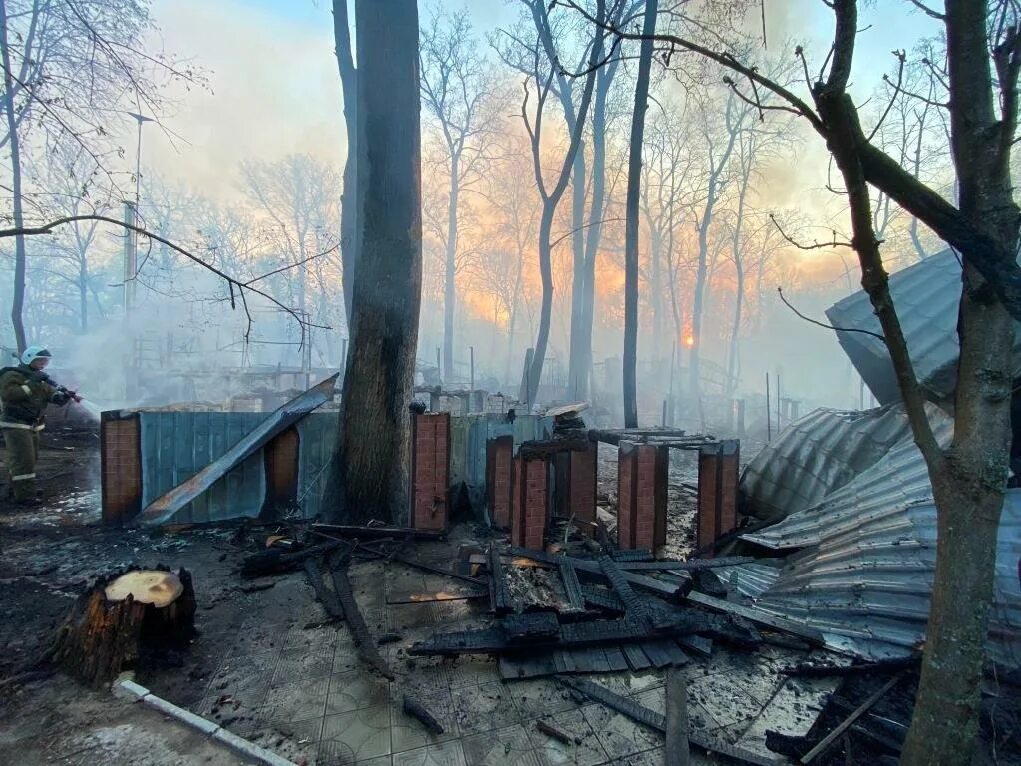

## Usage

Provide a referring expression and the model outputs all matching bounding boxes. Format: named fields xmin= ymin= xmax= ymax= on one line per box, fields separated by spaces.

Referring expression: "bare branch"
xmin=769 ymin=213 xmax=854 ymax=250
xmin=867 ymin=49 xmax=907 ymax=141
xmin=905 ymin=0 xmax=945 ymax=20
xmin=0 ymin=215 xmax=327 ymax=334
xmin=777 ymin=286 xmax=886 ymax=341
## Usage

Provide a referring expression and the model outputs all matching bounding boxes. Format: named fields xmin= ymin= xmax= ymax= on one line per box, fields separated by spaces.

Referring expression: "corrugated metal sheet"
xmin=826 ymin=249 xmax=1021 ymax=404
xmin=139 ymin=411 xmax=268 ymax=523
xmin=740 ymin=405 xmax=914 ymax=522
xmin=723 ymin=409 xmax=1020 ymax=667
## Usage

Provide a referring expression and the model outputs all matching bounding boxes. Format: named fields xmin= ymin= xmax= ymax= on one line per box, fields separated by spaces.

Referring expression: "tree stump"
xmin=49 ymin=567 xmax=196 ymax=687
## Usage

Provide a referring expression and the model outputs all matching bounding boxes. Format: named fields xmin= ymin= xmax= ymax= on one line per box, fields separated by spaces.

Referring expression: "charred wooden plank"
xmin=403 ymin=694 xmax=444 ymax=734
xmin=559 ymin=559 xmax=585 ymax=611
xmin=621 ymin=643 xmax=652 ymax=671
xmin=328 ymin=555 xmax=394 ymax=680
xmin=614 ymin=556 xmax=755 ymax=571
xmin=503 ymin=612 xmax=560 ymax=642
xmin=312 ymin=523 xmax=446 ymax=541
xmin=536 ymin=718 xmax=579 ymax=745
xmin=609 ymin=548 xmax=655 ymax=562
xmin=685 ymin=591 xmax=825 ymax=645
xmin=800 ymin=673 xmax=905 ymax=764
xmin=240 ymin=541 xmax=341 ymax=579
xmin=580 ymin=586 xmax=624 ymax=614
xmin=303 ymin=557 xmax=345 ymax=622
xmin=518 ymin=437 xmax=592 ymax=459
xmin=489 ymin=545 xmax=512 ymax=616
xmin=506 ymin=547 xmax=688 ymax=600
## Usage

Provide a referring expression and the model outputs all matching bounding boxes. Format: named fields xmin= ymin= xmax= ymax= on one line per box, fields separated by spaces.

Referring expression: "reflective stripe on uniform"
xmin=11 ymin=473 xmax=36 ymax=481
xmin=20 ymin=385 xmax=31 ymax=396
xmin=0 ymin=421 xmax=44 ymax=431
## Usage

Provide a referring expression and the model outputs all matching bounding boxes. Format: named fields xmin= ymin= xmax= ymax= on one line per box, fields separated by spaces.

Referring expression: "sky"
xmin=142 ymin=0 xmax=941 ymax=207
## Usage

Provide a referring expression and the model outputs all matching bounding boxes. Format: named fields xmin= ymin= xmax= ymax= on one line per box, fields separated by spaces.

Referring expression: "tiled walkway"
xmin=174 ymin=556 xmax=831 ymax=765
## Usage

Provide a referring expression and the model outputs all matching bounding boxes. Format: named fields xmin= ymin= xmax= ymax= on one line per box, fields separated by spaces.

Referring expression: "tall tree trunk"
xmin=333 ymin=0 xmax=359 ymax=332
xmin=79 ymin=264 xmax=89 ymax=333
xmin=443 ymin=152 xmax=459 ymax=379
xmin=524 ymin=1 xmax=605 ymax=408
xmin=726 ymin=151 xmax=750 ymax=397
xmin=567 ymin=147 xmax=588 ymax=400
xmin=1 ymin=0 xmax=27 ymax=352
xmin=622 ymin=0 xmax=657 ymax=429
xmin=505 ymin=252 xmax=523 ymax=385
xmin=325 ymin=0 xmax=422 ymax=525
xmin=900 ymin=0 xmax=1016 ymax=761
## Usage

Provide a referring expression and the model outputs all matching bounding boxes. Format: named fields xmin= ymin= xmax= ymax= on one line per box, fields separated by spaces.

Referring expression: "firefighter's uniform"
xmin=1 ymin=347 xmax=71 ymax=503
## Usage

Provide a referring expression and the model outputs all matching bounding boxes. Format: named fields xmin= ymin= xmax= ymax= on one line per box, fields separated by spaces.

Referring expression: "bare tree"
xmin=563 ymin=1 xmax=1021 ymax=761
xmin=622 ymin=0 xmax=658 ymax=427
xmin=332 ymin=0 xmax=358 ymax=329
xmin=421 ymin=5 xmax=501 ymax=381
xmin=326 ymin=0 xmax=423 ymax=525
xmin=0 ymin=0 xmax=198 ymax=351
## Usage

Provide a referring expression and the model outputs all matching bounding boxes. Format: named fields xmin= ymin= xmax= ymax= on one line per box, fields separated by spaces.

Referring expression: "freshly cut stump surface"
xmin=49 ymin=567 xmax=196 ymax=688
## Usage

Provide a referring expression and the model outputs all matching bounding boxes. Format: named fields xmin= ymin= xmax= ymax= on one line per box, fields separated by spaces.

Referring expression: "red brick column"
xmin=101 ymin=411 xmax=142 ymax=525
xmin=410 ymin=412 xmax=450 ymax=530
xmin=617 ymin=443 xmax=667 ymax=550
xmin=511 ymin=455 xmax=548 ymax=549
xmin=697 ymin=439 xmax=740 ymax=553
xmin=568 ymin=443 xmax=598 ymax=535
xmin=487 ymin=435 xmax=514 ymax=528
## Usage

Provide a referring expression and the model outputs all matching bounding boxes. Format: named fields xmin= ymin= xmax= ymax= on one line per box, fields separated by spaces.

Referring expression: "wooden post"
xmin=664 ymin=666 xmax=690 ymax=766
xmin=765 ymin=373 xmax=771 ymax=442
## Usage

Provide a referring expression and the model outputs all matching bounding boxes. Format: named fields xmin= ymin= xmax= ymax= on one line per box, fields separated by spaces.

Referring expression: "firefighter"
xmin=0 ymin=346 xmax=79 ymax=505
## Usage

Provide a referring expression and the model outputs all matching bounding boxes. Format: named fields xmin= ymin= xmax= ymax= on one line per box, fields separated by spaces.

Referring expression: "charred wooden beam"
xmin=488 ymin=545 xmax=512 ymax=616
xmin=685 ymin=591 xmax=825 ymax=646
xmin=402 ymin=694 xmax=444 ymax=734
xmin=558 ymin=559 xmax=585 ymax=611
xmin=517 ymin=437 xmax=592 ymax=459
xmin=614 ymin=556 xmax=755 ymax=571
xmin=503 ymin=612 xmax=560 ymax=643
xmin=304 ymin=556 xmax=345 ymax=622
xmin=240 ymin=541 xmax=342 ymax=579
xmin=536 ymin=719 xmax=580 ymax=745
xmin=312 ymin=523 xmax=446 ymax=541
xmin=327 ymin=553 xmax=394 ymax=680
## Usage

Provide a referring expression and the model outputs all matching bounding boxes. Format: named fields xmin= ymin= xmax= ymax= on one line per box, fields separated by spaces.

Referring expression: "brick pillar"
xmin=511 ymin=455 xmax=548 ymax=550
xmin=697 ymin=439 xmax=740 ymax=553
xmin=617 ymin=443 xmax=668 ymax=550
xmin=568 ymin=443 xmax=598 ymax=535
xmin=487 ymin=435 xmax=514 ymax=528
xmin=410 ymin=412 xmax=450 ymax=530
xmin=101 ymin=411 xmax=142 ymax=525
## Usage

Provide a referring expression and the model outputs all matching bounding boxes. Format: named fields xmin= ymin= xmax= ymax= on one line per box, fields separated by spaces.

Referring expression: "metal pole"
xmin=436 ymin=346 xmax=442 ymax=384
xmin=469 ymin=345 xmax=475 ymax=400
xmin=765 ymin=372 xmax=771 ymax=442
xmin=776 ymin=373 xmax=782 ymax=431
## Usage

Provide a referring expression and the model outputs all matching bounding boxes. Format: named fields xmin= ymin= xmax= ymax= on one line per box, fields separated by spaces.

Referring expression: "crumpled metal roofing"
xmin=825 ymin=249 xmax=1021 ymax=404
xmin=739 ymin=405 xmax=915 ymax=523
xmin=724 ymin=409 xmax=1020 ymax=668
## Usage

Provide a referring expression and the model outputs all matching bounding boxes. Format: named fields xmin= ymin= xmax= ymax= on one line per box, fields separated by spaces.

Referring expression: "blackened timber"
xmin=581 ymin=586 xmax=625 ymax=614
xmin=559 ymin=559 xmax=585 ymax=610
xmin=409 ymin=612 xmax=714 ymax=656
xmin=241 ymin=541 xmax=343 ymax=579
xmin=536 ymin=719 xmax=578 ymax=745
xmin=518 ymin=437 xmax=592 ymax=459
xmin=488 ymin=546 xmax=512 ymax=615
xmin=303 ymin=557 xmax=345 ymax=622
xmin=355 ymin=543 xmax=484 ymax=586
xmin=328 ymin=556 xmax=394 ymax=679
xmin=560 ymin=678 xmax=781 ymax=766
xmin=614 ymin=557 xmax=756 ymax=571
xmin=685 ymin=591 xmax=825 ymax=645
xmin=503 ymin=612 xmax=560 ymax=642
xmin=312 ymin=524 xmax=446 ymax=541
xmin=505 ymin=547 xmax=689 ymax=599
xmin=609 ymin=548 xmax=655 ymax=562
xmin=599 ymin=556 xmax=654 ymax=628
xmin=403 ymin=695 xmax=444 ymax=734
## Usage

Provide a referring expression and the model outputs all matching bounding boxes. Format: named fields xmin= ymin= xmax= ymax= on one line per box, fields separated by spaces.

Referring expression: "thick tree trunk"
xmin=900 ymin=1 xmax=1016 ymax=762
xmin=622 ymin=0 xmax=657 ymax=429
xmin=326 ymin=0 xmax=422 ymax=525
xmin=333 ymin=0 xmax=359 ymax=332
xmin=505 ymin=255 xmax=523 ymax=385
xmin=1 ymin=0 xmax=27 ymax=353
xmin=726 ymin=155 xmax=750 ymax=397
xmin=443 ymin=153 xmax=460 ymax=379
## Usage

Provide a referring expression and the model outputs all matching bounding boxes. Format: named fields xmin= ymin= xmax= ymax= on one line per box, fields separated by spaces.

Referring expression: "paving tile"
xmin=525 ymin=709 xmax=608 ymax=766
xmin=328 ymin=670 xmax=391 ymax=715
xmin=503 ymin=679 xmax=577 ymax=720
xmin=391 ymin=686 xmax=459 ymax=752
xmin=621 ymin=670 xmax=665 ymax=697
xmin=264 ymin=676 xmax=329 ymax=722
xmin=390 ymin=602 xmax=438 ymax=631
xmin=273 ymin=715 xmax=325 ymax=748
xmin=392 ymin=740 xmax=467 ymax=766
xmin=579 ymin=703 xmax=661 ymax=761
xmin=446 ymin=657 xmax=500 ymax=688
xmin=632 ymin=688 xmax=665 ymax=717
xmin=205 ymin=650 xmax=278 ymax=710
xmin=275 ymin=643 xmax=335 ymax=683
xmin=280 ymin=622 xmax=341 ymax=654
xmin=451 ymin=681 xmax=521 ymax=735
xmin=334 ymin=638 xmax=366 ymax=675
xmin=734 ymin=676 xmax=834 ymax=757
xmin=461 ymin=724 xmax=543 ymax=766
xmin=320 ymin=706 xmax=392 ymax=763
